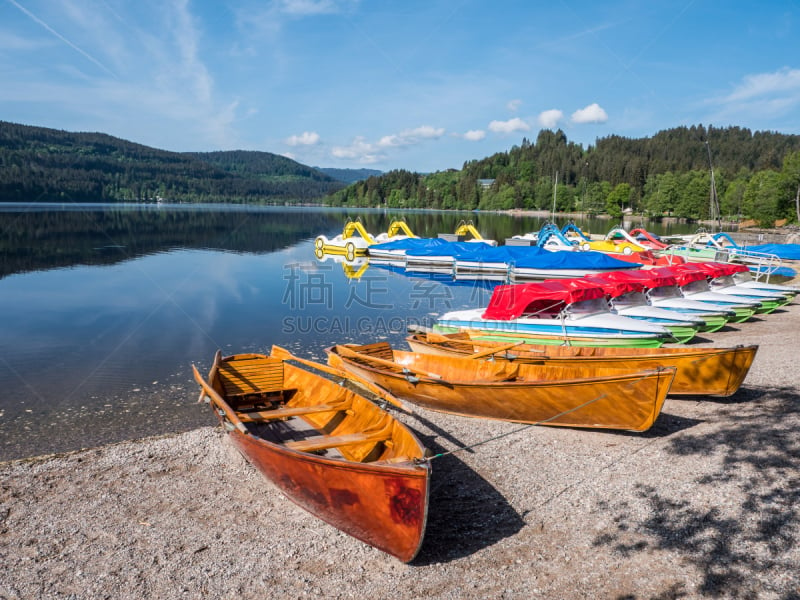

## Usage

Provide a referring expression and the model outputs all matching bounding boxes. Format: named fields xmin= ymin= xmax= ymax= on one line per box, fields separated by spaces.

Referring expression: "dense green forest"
xmin=0 ymin=121 xmax=345 ymax=203
xmin=329 ymin=125 xmax=800 ymax=227
xmin=4 ymin=120 xmax=800 ymax=225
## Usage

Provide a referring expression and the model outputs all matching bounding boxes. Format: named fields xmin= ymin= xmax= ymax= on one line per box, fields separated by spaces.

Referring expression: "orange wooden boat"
xmin=192 ymin=346 xmax=430 ymax=562
xmin=406 ymin=330 xmax=758 ymax=397
xmin=327 ymin=342 xmax=676 ymax=432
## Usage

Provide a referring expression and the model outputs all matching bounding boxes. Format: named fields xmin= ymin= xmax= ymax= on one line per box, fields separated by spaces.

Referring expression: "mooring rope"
xmin=420 ymin=367 xmax=668 ymax=463
xmin=422 ymin=392 xmax=609 ymax=462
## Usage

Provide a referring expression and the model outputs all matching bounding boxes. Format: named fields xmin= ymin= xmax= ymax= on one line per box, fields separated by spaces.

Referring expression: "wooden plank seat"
xmin=285 ymin=431 xmax=390 ymax=453
xmin=219 ymin=357 xmax=285 ymax=399
xmin=352 ymin=341 xmax=394 ymax=362
xmin=238 ymin=402 xmax=350 ymax=423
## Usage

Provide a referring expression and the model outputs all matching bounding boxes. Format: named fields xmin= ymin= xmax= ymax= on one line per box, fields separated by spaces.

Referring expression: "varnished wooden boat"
xmin=405 ymin=331 xmax=758 ymax=397
xmin=327 ymin=342 xmax=676 ymax=432
xmin=192 ymin=346 xmax=430 ymax=562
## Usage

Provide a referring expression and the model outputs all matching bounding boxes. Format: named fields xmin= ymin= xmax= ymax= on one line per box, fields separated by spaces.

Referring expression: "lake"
xmin=0 ymin=203 xmax=698 ymax=460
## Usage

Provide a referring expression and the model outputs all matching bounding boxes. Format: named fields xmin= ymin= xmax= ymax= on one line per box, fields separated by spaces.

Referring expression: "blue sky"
xmin=2 ymin=0 xmax=800 ymax=173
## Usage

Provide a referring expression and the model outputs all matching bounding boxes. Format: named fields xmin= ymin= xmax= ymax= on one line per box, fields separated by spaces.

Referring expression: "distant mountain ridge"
xmin=316 ymin=167 xmax=383 ymax=184
xmin=0 ymin=121 xmax=344 ymax=203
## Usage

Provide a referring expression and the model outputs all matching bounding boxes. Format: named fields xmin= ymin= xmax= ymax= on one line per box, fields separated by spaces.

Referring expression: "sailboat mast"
xmin=551 ymin=171 xmax=558 ymax=220
xmin=705 ymin=141 xmax=721 ymax=232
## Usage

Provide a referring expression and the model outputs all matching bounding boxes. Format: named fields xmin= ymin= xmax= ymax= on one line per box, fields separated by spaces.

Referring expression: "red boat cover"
xmin=612 ymin=251 xmax=686 ymax=266
xmin=482 ymin=280 xmax=606 ymax=320
xmin=649 ymin=265 xmax=709 ymax=286
xmin=593 ymin=269 xmax=680 ymax=289
xmin=562 ymin=275 xmax=646 ymax=298
xmin=689 ymin=261 xmax=749 ymax=277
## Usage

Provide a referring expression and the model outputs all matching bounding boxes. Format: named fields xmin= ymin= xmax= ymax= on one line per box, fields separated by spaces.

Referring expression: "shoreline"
xmin=2 ymin=302 xmax=799 ymax=598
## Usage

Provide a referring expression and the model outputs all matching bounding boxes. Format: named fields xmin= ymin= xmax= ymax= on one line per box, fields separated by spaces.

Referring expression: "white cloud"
xmin=702 ymin=68 xmax=800 ymax=123
xmin=462 ymin=129 xmax=486 ymax=141
xmin=507 ymin=99 xmax=522 ymax=112
xmin=330 ymin=124 xmax=444 ymax=164
xmin=538 ymin=109 xmax=563 ymax=128
xmin=331 ymin=136 xmax=384 ymax=164
xmin=171 ymin=1 xmax=213 ymax=104
xmin=723 ymin=67 xmax=800 ymax=102
xmin=377 ymin=125 xmax=445 ymax=148
xmin=571 ymin=103 xmax=608 ymax=124
xmin=488 ymin=117 xmax=530 ymax=134
xmin=407 ymin=125 xmax=444 ymax=139
xmin=286 ymin=131 xmax=320 ymax=146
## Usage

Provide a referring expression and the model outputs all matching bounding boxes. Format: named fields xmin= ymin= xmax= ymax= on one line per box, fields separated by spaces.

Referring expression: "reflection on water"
xmin=0 ymin=203 xmax=698 ymax=280
xmin=0 ymin=203 xmax=344 ymax=279
xmin=0 ymin=204 xmax=698 ymax=460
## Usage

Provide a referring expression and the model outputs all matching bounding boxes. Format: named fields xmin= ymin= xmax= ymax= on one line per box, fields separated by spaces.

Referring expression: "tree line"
xmin=0 ymin=121 xmax=344 ymax=203
xmin=328 ymin=125 xmax=800 ymax=226
xmin=4 ymin=120 xmax=800 ymax=225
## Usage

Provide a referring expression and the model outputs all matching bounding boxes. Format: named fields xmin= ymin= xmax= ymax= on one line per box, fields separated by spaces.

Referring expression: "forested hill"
xmin=183 ymin=150 xmax=333 ymax=184
xmin=328 ymin=124 xmax=800 ymax=226
xmin=0 ymin=121 xmax=344 ymax=203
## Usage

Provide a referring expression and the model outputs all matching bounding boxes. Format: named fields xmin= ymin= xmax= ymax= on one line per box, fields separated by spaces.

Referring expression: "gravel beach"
xmin=2 ymin=297 xmax=799 ymax=599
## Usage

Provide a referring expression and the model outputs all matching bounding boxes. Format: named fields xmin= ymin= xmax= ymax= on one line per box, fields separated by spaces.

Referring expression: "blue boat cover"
xmin=403 ymin=241 xmax=642 ymax=269
xmin=503 ymin=246 xmax=642 ymax=270
xmin=405 ymin=240 xmax=493 ymax=257
xmin=370 ymin=238 xmax=643 ymax=271
xmin=368 ymin=237 xmax=450 ymax=252
xmin=746 ymin=243 xmax=800 ymax=260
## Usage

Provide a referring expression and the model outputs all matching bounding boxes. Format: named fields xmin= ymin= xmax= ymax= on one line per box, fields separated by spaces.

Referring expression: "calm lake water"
xmin=0 ymin=203 xmax=697 ymax=460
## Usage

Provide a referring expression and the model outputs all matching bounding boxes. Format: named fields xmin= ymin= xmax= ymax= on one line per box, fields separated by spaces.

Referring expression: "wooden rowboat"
xmin=327 ymin=342 xmax=676 ymax=432
xmin=192 ymin=346 xmax=430 ymax=562
xmin=406 ymin=331 xmax=758 ymax=397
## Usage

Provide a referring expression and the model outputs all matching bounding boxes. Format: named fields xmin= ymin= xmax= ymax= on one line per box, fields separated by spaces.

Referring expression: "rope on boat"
xmin=419 ymin=367 xmax=670 ymax=463
xmin=420 ymin=394 xmax=606 ymax=462
xmin=518 ymin=300 xmax=573 ymax=347
xmin=558 ymin=311 xmax=571 ymax=346
xmin=421 ymin=392 xmax=608 ymax=463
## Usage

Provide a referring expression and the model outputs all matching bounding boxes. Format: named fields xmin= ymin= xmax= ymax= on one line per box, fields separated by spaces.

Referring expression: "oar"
xmin=458 ymin=330 xmax=553 ymax=351
xmin=335 ymin=344 xmax=444 ymax=381
xmin=191 ymin=365 xmax=249 ymax=435
xmin=466 ymin=341 xmax=523 ymax=359
xmin=417 ymin=330 xmax=468 ymax=344
xmin=195 ymin=350 xmax=222 ymax=404
xmin=270 ymin=345 xmax=410 ymax=412
xmin=411 ymin=330 xmax=491 ymax=350
xmin=416 ymin=330 xmax=545 ymax=354
xmin=418 ymin=330 xmax=512 ymax=348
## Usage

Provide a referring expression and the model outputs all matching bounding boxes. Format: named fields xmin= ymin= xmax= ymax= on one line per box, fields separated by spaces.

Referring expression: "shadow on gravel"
xmin=406 ymin=412 xmax=525 ymax=565
xmin=670 ymin=385 xmax=764 ymax=406
xmin=593 ymin=386 xmax=800 ymax=599
xmin=638 ymin=412 xmax=703 ymax=437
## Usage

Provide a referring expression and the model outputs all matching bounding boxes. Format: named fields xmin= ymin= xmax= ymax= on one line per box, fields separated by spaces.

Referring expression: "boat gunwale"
xmin=327 ymin=344 xmax=677 ymax=388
